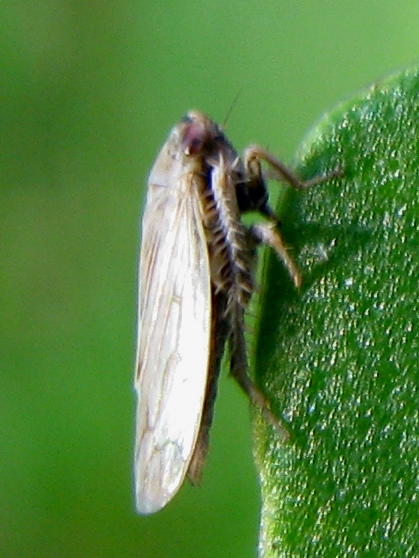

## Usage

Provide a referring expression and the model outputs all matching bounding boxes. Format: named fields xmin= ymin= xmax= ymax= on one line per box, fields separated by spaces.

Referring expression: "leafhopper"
xmin=134 ymin=110 xmax=338 ymax=514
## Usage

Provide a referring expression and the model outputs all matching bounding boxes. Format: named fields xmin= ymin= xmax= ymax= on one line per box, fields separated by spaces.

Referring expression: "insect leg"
xmin=249 ymin=222 xmax=302 ymax=288
xmin=228 ymin=302 xmax=290 ymax=440
xmin=244 ymin=144 xmax=342 ymax=192
xmin=242 ymin=145 xmax=341 ymax=285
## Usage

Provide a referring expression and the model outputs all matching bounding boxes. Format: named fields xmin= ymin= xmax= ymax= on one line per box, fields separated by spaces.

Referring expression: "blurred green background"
xmin=1 ymin=2 xmax=419 ymax=557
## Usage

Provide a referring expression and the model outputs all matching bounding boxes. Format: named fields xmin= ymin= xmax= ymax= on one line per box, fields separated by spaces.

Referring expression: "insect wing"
xmin=134 ymin=148 xmax=211 ymax=514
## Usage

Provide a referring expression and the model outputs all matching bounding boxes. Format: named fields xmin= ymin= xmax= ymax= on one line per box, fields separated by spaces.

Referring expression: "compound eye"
xmin=181 ymin=121 xmax=207 ymax=155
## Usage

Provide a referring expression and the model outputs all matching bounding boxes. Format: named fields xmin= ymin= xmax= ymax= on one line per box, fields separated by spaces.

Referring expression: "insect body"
xmin=134 ymin=111 xmax=337 ymax=514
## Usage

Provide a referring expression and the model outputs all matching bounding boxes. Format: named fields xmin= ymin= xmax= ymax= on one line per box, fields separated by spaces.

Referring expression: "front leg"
xmin=243 ymin=144 xmax=341 ymax=285
xmin=244 ymin=144 xmax=342 ymax=195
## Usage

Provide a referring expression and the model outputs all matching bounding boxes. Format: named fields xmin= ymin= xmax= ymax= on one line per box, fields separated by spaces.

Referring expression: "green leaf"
xmin=254 ymin=67 xmax=419 ymax=557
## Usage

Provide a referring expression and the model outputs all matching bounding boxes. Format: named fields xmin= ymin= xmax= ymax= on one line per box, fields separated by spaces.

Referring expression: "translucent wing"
xmin=134 ymin=149 xmax=211 ymax=514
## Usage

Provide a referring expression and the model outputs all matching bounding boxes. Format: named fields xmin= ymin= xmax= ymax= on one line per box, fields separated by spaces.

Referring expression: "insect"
xmin=134 ymin=110 xmax=339 ymax=514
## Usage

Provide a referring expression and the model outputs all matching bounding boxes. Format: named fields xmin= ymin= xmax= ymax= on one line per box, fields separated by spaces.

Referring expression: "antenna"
xmin=221 ymin=89 xmax=243 ymax=130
